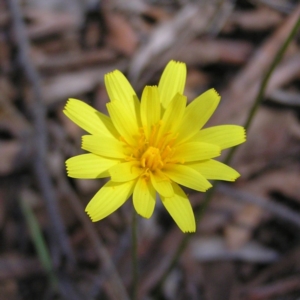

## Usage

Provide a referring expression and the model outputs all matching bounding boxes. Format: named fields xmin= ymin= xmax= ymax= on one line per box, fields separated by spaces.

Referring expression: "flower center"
xmin=122 ymin=121 xmax=178 ymax=174
xmin=140 ymin=146 xmax=163 ymax=171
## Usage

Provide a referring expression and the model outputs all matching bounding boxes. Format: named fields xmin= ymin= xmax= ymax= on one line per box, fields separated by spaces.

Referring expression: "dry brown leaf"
xmin=210 ymin=6 xmax=300 ymax=125
xmin=129 ymin=3 xmax=216 ymax=82
xmin=232 ymin=107 xmax=299 ymax=178
xmin=25 ymin=9 xmax=77 ymax=40
xmin=225 ymin=204 xmax=265 ymax=250
xmin=175 ymin=39 xmax=253 ymax=66
xmin=197 ymin=193 xmax=244 ymax=234
xmin=105 ymin=12 xmax=138 ymax=56
xmin=254 ymin=170 xmax=300 ymax=203
xmin=0 ymin=141 xmax=24 ymax=175
xmin=191 ymin=236 xmax=278 ymax=262
xmin=35 ymin=49 xmax=117 ymax=73
xmin=42 ymin=62 xmax=126 ymax=105
xmin=228 ymin=7 xmax=283 ymax=31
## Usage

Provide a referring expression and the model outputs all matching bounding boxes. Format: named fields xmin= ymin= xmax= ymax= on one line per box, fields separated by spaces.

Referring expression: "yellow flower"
xmin=64 ymin=61 xmax=246 ymax=233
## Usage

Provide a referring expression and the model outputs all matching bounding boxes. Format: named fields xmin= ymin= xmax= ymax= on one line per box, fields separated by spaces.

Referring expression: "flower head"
xmin=64 ymin=61 xmax=246 ymax=232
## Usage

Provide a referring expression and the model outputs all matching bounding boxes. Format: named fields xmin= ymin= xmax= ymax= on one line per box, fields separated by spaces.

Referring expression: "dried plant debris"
xmin=1 ymin=0 xmax=300 ymax=299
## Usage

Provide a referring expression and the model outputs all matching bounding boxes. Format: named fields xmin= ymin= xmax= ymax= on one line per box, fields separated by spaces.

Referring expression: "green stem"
xmin=154 ymin=186 xmax=217 ymax=295
xmin=131 ymin=209 xmax=138 ymax=300
xmin=20 ymin=199 xmax=58 ymax=290
xmin=225 ymin=15 xmax=300 ymax=165
xmin=153 ymin=15 xmax=300 ymax=297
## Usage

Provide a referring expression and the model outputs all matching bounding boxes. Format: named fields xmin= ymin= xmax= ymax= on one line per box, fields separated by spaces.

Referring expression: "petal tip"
xmin=180 ymin=221 xmax=196 ymax=233
xmin=136 ymin=211 xmax=151 ymax=219
xmin=205 ymin=183 xmax=213 ymax=191
xmin=85 ymin=208 xmax=96 ymax=221
xmin=104 ymin=69 xmax=125 ymax=83
xmin=168 ymin=60 xmax=186 ymax=66
xmin=232 ymin=171 xmax=241 ymax=181
xmin=105 ymin=69 xmax=119 ymax=78
xmin=87 ymin=213 xmax=98 ymax=223
xmin=183 ymin=228 xmax=196 ymax=233
xmin=64 ymin=98 xmax=81 ymax=109
xmin=243 ymin=128 xmax=247 ymax=142
xmin=208 ymin=88 xmax=221 ymax=101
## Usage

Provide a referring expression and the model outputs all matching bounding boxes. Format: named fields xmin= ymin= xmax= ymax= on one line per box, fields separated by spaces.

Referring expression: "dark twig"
xmin=57 ymin=174 xmax=130 ymax=300
xmin=224 ymin=14 xmax=300 ymax=164
xmin=241 ymin=276 xmax=300 ymax=299
xmin=152 ymin=10 xmax=300 ymax=297
xmin=8 ymin=0 xmax=74 ymax=266
xmin=218 ymin=184 xmax=300 ymax=229
xmin=48 ymin=112 xmax=129 ymax=300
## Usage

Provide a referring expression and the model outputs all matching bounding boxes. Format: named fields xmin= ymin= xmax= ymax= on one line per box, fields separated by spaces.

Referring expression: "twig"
xmin=269 ymin=89 xmax=300 ymax=106
xmin=8 ymin=0 xmax=74 ymax=266
xmin=224 ymin=13 xmax=300 ymax=164
xmin=218 ymin=184 xmax=300 ymax=229
xmin=250 ymin=0 xmax=295 ymax=14
xmin=47 ymin=87 xmax=130 ymax=298
xmin=241 ymin=276 xmax=300 ymax=300
xmin=152 ymin=9 xmax=300 ymax=296
xmin=57 ymin=175 xmax=131 ymax=300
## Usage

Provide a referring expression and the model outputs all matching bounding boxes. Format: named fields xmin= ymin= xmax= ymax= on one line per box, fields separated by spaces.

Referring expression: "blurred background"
xmin=1 ymin=0 xmax=300 ymax=299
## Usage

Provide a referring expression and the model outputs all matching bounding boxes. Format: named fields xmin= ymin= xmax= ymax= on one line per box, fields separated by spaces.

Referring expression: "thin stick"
xmin=218 ymin=184 xmax=300 ymax=229
xmin=153 ymin=12 xmax=300 ymax=296
xmin=131 ymin=209 xmax=138 ymax=300
xmin=8 ymin=0 xmax=74 ymax=263
xmin=224 ymin=14 xmax=300 ymax=165
xmin=57 ymin=174 xmax=130 ymax=300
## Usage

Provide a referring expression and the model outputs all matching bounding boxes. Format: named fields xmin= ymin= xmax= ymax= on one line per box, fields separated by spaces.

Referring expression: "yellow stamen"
xmin=140 ymin=147 xmax=164 ymax=170
xmin=121 ymin=120 xmax=178 ymax=173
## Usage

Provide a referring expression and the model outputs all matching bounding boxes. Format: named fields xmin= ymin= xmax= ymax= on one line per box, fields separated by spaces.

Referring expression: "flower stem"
xmin=224 ymin=15 xmax=300 ymax=165
xmin=152 ymin=14 xmax=300 ymax=297
xmin=131 ymin=209 xmax=138 ymax=300
xmin=20 ymin=198 xmax=58 ymax=290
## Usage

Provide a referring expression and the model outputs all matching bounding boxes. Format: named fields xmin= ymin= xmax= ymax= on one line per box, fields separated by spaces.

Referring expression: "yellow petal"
xmin=189 ymin=159 xmax=240 ymax=181
xmin=63 ymin=99 xmax=118 ymax=137
xmin=66 ymin=153 xmax=119 ymax=178
xmin=150 ymin=170 xmax=173 ymax=197
xmin=177 ymin=89 xmax=220 ymax=143
xmin=161 ymin=182 xmax=195 ymax=233
xmin=107 ymin=100 xmax=139 ymax=145
xmin=159 ymin=93 xmax=187 ymax=137
xmin=109 ymin=161 xmax=143 ymax=182
xmin=98 ymin=170 xmax=109 ymax=177
xmin=173 ymin=142 xmax=220 ymax=163
xmin=105 ymin=71 xmax=141 ymax=127
xmin=140 ymin=86 xmax=161 ymax=138
xmin=158 ymin=61 xmax=186 ymax=108
xmin=133 ymin=177 xmax=156 ymax=218
xmin=82 ymin=135 xmax=126 ymax=159
xmin=105 ymin=70 xmax=136 ymax=103
xmin=86 ymin=180 xmax=135 ymax=222
xmin=164 ymin=164 xmax=212 ymax=192
xmin=193 ymin=125 xmax=246 ymax=150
